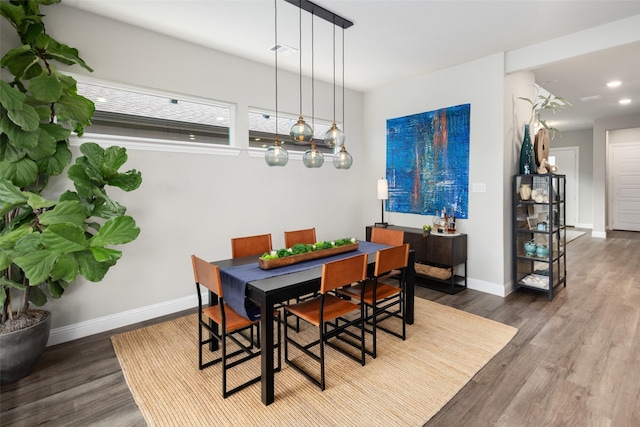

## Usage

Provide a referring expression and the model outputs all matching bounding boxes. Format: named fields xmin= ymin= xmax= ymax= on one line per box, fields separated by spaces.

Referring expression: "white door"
xmin=610 ymin=141 xmax=640 ymax=231
xmin=550 ymin=147 xmax=578 ymax=227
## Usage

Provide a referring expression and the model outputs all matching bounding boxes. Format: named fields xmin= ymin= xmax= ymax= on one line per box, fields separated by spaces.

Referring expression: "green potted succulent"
xmin=0 ymin=0 xmax=142 ymax=383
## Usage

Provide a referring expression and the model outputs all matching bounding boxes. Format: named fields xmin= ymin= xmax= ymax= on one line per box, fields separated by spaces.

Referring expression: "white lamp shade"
xmin=377 ymin=179 xmax=389 ymax=200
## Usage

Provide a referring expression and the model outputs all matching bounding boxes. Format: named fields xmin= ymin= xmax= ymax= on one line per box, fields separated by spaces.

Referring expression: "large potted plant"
xmin=0 ymin=0 xmax=142 ymax=383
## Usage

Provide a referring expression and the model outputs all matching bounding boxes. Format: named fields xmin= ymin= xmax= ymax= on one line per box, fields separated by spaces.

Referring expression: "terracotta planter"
xmin=259 ymin=242 xmax=359 ymax=270
xmin=0 ymin=310 xmax=51 ymax=384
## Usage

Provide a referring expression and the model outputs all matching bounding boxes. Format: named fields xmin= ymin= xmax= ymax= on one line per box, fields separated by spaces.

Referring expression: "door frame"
xmin=550 ymin=146 xmax=579 ymax=227
xmin=607 ymin=139 xmax=640 ymax=231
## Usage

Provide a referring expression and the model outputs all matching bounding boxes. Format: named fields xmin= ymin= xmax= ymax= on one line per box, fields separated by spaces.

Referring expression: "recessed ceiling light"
xmin=607 ymin=80 xmax=621 ymax=88
xmin=619 ymin=98 xmax=631 ymax=105
xmin=96 ymin=97 xmax=107 ymax=103
xmin=579 ymin=95 xmax=601 ymax=102
xmin=269 ymin=43 xmax=297 ymax=57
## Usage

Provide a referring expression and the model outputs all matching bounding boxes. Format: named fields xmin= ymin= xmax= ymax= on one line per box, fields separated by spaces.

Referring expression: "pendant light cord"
xmin=311 ymin=12 xmax=315 ymax=142
xmin=341 ymin=26 xmax=345 ymax=135
xmin=298 ymin=5 xmax=302 ymax=116
xmin=274 ymin=0 xmax=278 ymax=141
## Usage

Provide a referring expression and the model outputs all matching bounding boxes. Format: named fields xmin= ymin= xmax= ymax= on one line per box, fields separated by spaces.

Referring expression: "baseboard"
xmin=591 ymin=230 xmax=607 ymax=238
xmin=574 ymin=223 xmax=593 ymax=229
xmin=47 ymin=295 xmax=198 ymax=346
xmin=467 ymin=278 xmax=508 ymax=297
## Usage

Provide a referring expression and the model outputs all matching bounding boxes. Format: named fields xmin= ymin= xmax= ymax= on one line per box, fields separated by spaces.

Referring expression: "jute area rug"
xmin=111 ymin=298 xmax=517 ymax=426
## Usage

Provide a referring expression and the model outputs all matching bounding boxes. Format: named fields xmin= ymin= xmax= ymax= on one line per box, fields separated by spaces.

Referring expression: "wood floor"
xmin=1 ymin=230 xmax=638 ymax=426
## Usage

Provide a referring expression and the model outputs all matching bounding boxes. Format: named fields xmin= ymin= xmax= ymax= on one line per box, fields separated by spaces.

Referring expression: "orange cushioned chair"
xmin=284 ymin=253 xmax=368 ymax=391
xmin=337 ymin=244 xmax=409 ymax=358
xmin=231 ymin=233 xmax=272 ymax=258
xmin=284 ymin=227 xmax=317 ymax=248
xmin=369 ymin=227 xmax=405 ymax=281
xmin=192 ymin=255 xmax=281 ymax=398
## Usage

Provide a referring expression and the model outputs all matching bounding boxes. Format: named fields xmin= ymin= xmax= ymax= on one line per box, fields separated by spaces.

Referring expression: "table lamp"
xmin=375 ymin=178 xmax=389 ymax=227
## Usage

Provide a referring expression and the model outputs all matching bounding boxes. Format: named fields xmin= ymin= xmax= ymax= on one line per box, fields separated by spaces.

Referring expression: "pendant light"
xmin=290 ymin=4 xmax=313 ymax=145
xmin=324 ymin=24 xmax=344 ymax=149
xmin=265 ymin=0 xmax=289 ymax=166
xmin=333 ymin=26 xmax=353 ymax=169
xmin=303 ymin=13 xmax=323 ymax=168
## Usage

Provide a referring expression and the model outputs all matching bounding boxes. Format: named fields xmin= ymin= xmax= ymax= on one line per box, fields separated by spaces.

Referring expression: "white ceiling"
xmin=65 ymin=0 xmax=640 ymax=131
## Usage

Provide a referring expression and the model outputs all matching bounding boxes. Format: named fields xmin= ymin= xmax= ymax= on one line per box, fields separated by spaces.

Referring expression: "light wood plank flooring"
xmin=1 ymin=230 xmax=638 ymax=426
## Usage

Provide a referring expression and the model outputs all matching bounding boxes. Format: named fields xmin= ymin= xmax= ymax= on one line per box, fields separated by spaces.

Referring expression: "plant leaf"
xmin=7 ymin=103 xmax=40 ymax=132
xmin=29 ymin=72 xmax=63 ymax=103
xmin=89 ymin=215 xmax=140 ymax=247
xmin=0 ymin=177 xmax=28 ymax=205
xmin=108 ymin=170 xmax=142 ymax=192
xmin=41 ymin=223 xmax=88 ymax=253
xmin=0 ymin=79 xmax=27 ymax=110
xmin=50 ymin=253 xmax=79 ymax=282
xmin=25 ymin=191 xmax=56 ymax=210
xmin=0 ymin=156 xmax=39 ymax=187
xmin=28 ymin=284 xmax=47 ymax=306
xmin=38 ymin=200 xmax=86 ymax=226
xmin=89 ymin=246 xmax=122 ymax=263
xmin=36 ymin=140 xmax=72 ymax=176
xmin=75 ymin=250 xmax=112 ymax=282
xmin=14 ymin=249 xmax=58 ymax=285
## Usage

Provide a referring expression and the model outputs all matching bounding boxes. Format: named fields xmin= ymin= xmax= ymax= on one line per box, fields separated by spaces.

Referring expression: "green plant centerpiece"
xmin=259 ymin=238 xmax=358 ymax=270
xmin=0 ymin=0 xmax=142 ymax=382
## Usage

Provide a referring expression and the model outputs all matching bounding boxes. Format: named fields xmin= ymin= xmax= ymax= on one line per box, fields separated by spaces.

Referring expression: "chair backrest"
xmin=374 ymin=244 xmax=410 ymax=277
xmin=231 ymin=233 xmax=272 ymax=258
xmin=284 ymin=228 xmax=317 ymax=248
xmin=191 ymin=255 xmax=223 ymax=297
xmin=370 ymin=227 xmax=404 ymax=246
xmin=320 ymin=253 xmax=368 ymax=294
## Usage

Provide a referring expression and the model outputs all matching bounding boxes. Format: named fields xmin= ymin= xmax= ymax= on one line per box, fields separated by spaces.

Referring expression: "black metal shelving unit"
xmin=512 ymin=174 xmax=566 ymax=300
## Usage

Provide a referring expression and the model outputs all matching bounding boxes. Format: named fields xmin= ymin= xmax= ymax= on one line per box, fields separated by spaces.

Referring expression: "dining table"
xmin=209 ymin=240 xmax=416 ymax=405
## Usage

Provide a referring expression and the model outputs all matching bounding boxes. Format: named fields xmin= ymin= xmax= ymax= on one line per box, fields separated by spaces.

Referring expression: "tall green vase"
xmin=519 ymin=124 xmax=535 ymax=174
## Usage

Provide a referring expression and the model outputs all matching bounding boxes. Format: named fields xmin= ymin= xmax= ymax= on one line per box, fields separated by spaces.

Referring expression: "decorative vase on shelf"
xmin=519 ymin=183 xmax=532 ymax=200
xmin=519 ymin=124 xmax=535 ymax=175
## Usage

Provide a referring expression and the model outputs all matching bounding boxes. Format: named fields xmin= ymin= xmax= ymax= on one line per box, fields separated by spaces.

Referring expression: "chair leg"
xmin=319 ymin=325 xmax=326 ymax=391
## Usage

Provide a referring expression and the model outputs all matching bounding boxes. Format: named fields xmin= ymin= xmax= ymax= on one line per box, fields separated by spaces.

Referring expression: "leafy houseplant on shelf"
xmin=0 ymin=0 xmax=142 ymax=383
xmin=518 ymin=82 xmax=571 ymax=174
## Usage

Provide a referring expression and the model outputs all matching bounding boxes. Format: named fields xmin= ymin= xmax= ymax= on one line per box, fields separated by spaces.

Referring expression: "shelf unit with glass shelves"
xmin=512 ymin=174 xmax=566 ymax=300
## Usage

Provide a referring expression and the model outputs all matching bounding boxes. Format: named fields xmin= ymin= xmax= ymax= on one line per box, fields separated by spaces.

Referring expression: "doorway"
xmin=550 ymin=147 xmax=579 ymax=227
xmin=608 ymin=129 xmax=640 ymax=232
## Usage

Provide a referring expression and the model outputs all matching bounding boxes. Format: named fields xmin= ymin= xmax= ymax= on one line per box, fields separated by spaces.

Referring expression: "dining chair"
xmin=284 ymin=253 xmax=368 ymax=391
xmin=283 ymin=227 xmax=319 ymax=330
xmin=231 ymin=233 xmax=272 ymax=258
xmin=284 ymin=227 xmax=317 ymax=248
xmin=369 ymin=227 xmax=405 ymax=282
xmin=192 ymin=255 xmax=281 ymax=398
xmin=337 ymin=244 xmax=409 ymax=358
xmin=370 ymin=227 xmax=404 ymax=246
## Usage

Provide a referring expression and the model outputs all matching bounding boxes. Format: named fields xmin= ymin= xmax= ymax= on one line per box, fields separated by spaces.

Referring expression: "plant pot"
xmin=0 ymin=310 xmax=51 ymax=384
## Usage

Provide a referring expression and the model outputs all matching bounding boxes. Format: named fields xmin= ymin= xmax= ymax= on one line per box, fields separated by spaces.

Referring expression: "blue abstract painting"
xmin=386 ymin=104 xmax=470 ymax=219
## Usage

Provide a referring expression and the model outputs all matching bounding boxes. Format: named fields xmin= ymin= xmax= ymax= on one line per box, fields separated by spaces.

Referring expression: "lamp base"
xmin=374 ymin=222 xmax=389 ymax=228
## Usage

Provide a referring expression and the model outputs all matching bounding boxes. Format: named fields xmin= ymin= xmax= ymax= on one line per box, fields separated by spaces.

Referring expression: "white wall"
xmin=363 ymin=53 xmax=510 ymax=296
xmin=1 ymin=5 xmax=366 ymax=341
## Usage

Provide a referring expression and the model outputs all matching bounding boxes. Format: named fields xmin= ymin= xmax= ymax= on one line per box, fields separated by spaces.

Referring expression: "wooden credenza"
xmin=366 ymin=225 xmax=467 ymax=294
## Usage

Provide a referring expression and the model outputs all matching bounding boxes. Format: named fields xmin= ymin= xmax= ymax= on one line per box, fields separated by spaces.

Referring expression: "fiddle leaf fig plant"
xmin=0 ymin=0 xmax=142 ymax=330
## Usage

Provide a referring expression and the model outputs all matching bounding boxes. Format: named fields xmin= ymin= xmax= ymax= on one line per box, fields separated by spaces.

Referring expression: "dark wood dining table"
xmin=210 ymin=242 xmax=415 ymax=405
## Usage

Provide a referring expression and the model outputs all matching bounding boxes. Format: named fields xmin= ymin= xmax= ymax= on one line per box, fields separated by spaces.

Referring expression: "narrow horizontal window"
xmin=248 ymin=109 xmax=337 ymax=154
xmin=77 ymin=81 xmax=231 ymax=145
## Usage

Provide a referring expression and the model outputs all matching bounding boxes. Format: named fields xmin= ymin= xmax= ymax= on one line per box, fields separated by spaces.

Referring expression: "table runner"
xmin=220 ymin=241 xmax=389 ymax=320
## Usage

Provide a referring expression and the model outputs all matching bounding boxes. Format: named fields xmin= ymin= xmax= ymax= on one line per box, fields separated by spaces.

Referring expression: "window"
xmin=248 ymin=109 xmax=337 ymax=154
xmin=77 ymin=81 xmax=231 ymax=145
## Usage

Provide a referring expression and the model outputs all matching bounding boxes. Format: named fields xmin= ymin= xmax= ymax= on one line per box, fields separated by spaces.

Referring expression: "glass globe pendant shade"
xmin=265 ymin=139 xmax=289 ymax=166
xmin=323 ymin=122 xmax=344 ymax=148
xmin=333 ymin=145 xmax=353 ymax=169
xmin=303 ymin=142 xmax=324 ymax=168
xmin=290 ymin=116 xmax=313 ymax=145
